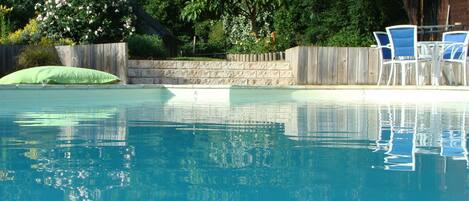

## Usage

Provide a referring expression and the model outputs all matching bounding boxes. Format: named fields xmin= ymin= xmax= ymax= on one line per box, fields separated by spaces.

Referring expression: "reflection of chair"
xmin=383 ymin=105 xmax=418 ymax=171
xmin=440 ymin=130 xmax=466 ymax=159
xmin=385 ymin=129 xmax=416 ymax=171
xmin=376 ymin=105 xmax=393 ymax=151
xmin=440 ymin=111 xmax=468 ymax=167
xmin=373 ymin=32 xmax=394 ymax=86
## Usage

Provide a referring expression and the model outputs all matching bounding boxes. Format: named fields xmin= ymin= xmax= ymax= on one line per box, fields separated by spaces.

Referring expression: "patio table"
xmin=418 ymin=41 xmax=455 ymax=86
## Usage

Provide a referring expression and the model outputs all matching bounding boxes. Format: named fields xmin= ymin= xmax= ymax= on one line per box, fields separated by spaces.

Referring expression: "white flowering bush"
xmin=35 ymin=0 xmax=136 ymax=44
xmin=222 ymin=12 xmax=275 ymax=53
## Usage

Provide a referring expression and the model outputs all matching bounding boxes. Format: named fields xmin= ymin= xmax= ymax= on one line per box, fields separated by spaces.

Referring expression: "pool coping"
xmin=2 ymin=84 xmax=469 ymax=91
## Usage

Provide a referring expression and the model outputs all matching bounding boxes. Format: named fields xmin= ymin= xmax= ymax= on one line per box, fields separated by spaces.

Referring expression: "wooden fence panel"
xmin=357 ymin=48 xmax=369 ymax=84
xmin=318 ymin=47 xmax=329 ymax=84
xmin=307 ymin=46 xmax=318 ymax=84
xmin=0 ymin=45 xmax=25 ymax=77
xmin=337 ymin=48 xmax=348 ymax=85
xmin=329 ymin=47 xmax=339 ymax=84
xmin=347 ymin=48 xmax=360 ymax=85
xmin=286 ymin=45 xmax=469 ymax=86
xmin=227 ymin=52 xmax=286 ymax=62
xmin=368 ymin=48 xmax=379 ymax=84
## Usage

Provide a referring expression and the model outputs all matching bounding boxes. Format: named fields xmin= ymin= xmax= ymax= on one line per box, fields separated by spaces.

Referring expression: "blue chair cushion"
xmin=388 ymin=28 xmax=415 ymax=57
xmin=375 ymin=33 xmax=392 ymax=59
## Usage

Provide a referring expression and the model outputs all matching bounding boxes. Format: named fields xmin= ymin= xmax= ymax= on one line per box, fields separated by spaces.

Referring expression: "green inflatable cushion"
xmin=0 ymin=66 xmax=120 ymax=84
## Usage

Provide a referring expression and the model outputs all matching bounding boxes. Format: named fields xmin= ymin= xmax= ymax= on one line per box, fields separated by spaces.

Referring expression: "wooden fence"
xmin=227 ymin=52 xmax=285 ymax=62
xmin=286 ymin=46 xmax=466 ymax=85
xmin=0 ymin=43 xmax=128 ymax=83
xmin=0 ymin=45 xmax=25 ymax=77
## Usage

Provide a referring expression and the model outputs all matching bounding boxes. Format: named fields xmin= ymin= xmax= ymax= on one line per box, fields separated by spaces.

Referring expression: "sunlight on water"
xmin=1 ymin=89 xmax=469 ymax=201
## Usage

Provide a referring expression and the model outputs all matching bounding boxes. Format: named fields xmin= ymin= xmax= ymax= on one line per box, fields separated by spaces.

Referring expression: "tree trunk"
xmin=250 ymin=15 xmax=259 ymax=38
xmin=402 ymin=0 xmax=419 ymax=25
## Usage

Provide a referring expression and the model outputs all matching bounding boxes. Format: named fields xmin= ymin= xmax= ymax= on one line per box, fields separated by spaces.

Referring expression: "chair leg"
xmin=464 ymin=61 xmax=467 ymax=86
xmin=401 ymin=63 xmax=406 ymax=86
xmin=393 ymin=64 xmax=397 ymax=85
xmin=377 ymin=62 xmax=383 ymax=86
xmin=387 ymin=63 xmax=394 ymax=86
xmin=415 ymin=61 xmax=419 ymax=86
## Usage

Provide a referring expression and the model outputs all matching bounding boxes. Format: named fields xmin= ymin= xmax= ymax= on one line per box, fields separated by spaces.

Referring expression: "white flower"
xmin=34 ymin=3 xmax=42 ymax=10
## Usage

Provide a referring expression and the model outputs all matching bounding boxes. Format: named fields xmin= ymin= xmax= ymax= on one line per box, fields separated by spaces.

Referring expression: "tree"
xmin=138 ymin=0 xmax=192 ymax=36
xmin=35 ymin=0 xmax=136 ymax=44
xmin=0 ymin=5 xmax=13 ymax=40
xmin=182 ymin=0 xmax=282 ymax=38
xmin=2 ymin=0 xmax=41 ymax=31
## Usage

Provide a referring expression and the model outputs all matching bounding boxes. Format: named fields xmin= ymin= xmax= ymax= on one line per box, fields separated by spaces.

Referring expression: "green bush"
xmin=207 ymin=21 xmax=226 ymax=51
xmin=273 ymin=8 xmax=295 ymax=51
xmin=128 ymin=34 xmax=169 ymax=59
xmin=323 ymin=30 xmax=374 ymax=47
xmin=185 ymin=20 xmax=226 ymax=56
xmin=2 ymin=19 xmax=75 ymax=45
xmin=16 ymin=46 xmax=62 ymax=70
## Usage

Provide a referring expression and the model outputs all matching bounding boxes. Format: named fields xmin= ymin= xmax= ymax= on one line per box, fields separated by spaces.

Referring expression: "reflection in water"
xmin=375 ymin=105 xmax=469 ymax=171
xmin=1 ymin=96 xmax=469 ymax=201
xmin=1 ymin=107 xmax=133 ymax=201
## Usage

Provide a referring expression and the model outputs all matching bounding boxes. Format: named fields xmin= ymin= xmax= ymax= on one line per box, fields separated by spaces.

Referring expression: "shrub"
xmin=273 ymin=8 xmax=295 ymax=51
xmin=16 ymin=46 xmax=62 ymax=70
xmin=3 ymin=19 xmax=41 ymax=44
xmin=2 ymin=19 xmax=75 ymax=45
xmin=324 ymin=30 xmax=374 ymax=47
xmin=207 ymin=21 xmax=226 ymax=51
xmin=0 ymin=5 xmax=12 ymax=41
xmin=128 ymin=34 xmax=169 ymax=59
xmin=184 ymin=20 xmax=226 ymax=56
xmin=35 ymin=0 xmax=136 ymax=44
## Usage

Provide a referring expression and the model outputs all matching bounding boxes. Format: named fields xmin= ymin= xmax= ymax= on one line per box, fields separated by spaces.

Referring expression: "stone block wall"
xmin=128 ymin=60 xmax=296 ymax=85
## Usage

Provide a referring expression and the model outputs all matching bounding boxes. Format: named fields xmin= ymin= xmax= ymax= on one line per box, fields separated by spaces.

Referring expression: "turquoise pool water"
xmin=1 ymin=88 xmax=469 ymax=201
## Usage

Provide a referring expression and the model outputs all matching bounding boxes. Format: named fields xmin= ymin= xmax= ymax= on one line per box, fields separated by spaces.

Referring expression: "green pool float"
xmin=0 ymin=66 xmax=120 ymax=84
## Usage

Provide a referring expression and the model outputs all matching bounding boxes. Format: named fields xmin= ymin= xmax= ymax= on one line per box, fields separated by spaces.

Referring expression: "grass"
xmin=168 ymin=56 xmax=225 ymax=61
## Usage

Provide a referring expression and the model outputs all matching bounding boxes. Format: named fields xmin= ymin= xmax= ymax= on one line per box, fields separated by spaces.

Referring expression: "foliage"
xmin=1 ymin=0 xmax=40 ymax=31
xmin=182 ymin=0 xmax=281 ymax=38
xmin=192 ymin=20 xmax=226 ymax=54
xmin=281 ymin=0 xmax=407 ymax=47
xmin=273 ymin=7 xmax=295 ymax=51
xmin=16 ymin=46 xmax=62 ymax=70
xmin=323 ymin=30 xmax=374 ymax=47
xmin=2 ymin=19 xmax=74 ymax=45
xmin=0 ymin=5 xmax=12 ymax=40
xmin=128 ymin=34 xmax=169 ymax=59
xmin=35 ymin=0 xmax=136 ymax=44
xmin=207 ymin=21 xmax=225 ymax=50
xmin=138 ymin=0 xmax=193 ymax=38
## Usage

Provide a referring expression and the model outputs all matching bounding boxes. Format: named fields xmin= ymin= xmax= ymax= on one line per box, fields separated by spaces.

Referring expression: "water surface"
xmin=0 ymin=89 xmax=468 ymax=201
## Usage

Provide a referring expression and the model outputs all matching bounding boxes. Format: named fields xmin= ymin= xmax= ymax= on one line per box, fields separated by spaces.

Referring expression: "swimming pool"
xmin=1 ymin=86 xmax=469 ymax=201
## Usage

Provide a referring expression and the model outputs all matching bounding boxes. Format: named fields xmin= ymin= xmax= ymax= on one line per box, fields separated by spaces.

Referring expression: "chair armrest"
xmin=442 ymin=42 xmax=468 ymax=60
xmin=375 ymin=44 xmax=391 ymax=49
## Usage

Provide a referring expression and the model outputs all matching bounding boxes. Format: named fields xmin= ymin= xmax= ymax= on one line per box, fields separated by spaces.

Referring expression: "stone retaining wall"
xmin=128 ymin=60 xmax=295 ymax=85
